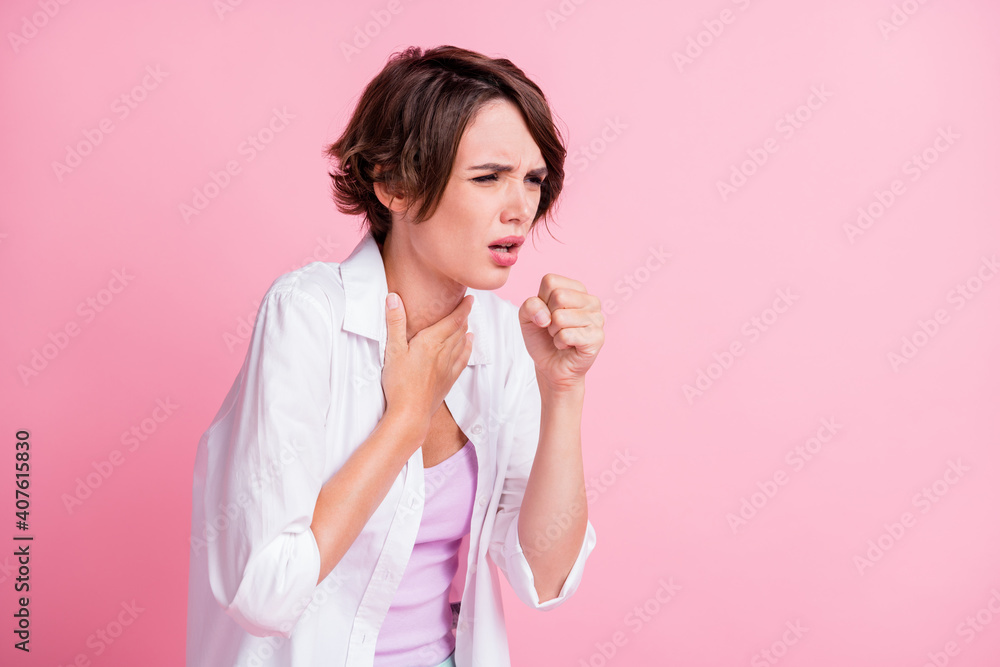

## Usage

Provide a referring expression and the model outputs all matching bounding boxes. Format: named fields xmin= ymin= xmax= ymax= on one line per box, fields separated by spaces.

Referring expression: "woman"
xmin=186 ymin=45 xmax=603 ymax=667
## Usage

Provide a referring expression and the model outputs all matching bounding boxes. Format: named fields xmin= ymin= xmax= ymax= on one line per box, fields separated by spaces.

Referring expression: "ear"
xmin=372 ymin=164 xmax=409 ymax=213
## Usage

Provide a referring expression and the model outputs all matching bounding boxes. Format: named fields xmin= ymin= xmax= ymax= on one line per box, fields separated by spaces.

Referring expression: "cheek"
xmin=450 ymin=191 xmax=496 ymax=227
xmin=460 ymin=186 xmax=494 ymax=209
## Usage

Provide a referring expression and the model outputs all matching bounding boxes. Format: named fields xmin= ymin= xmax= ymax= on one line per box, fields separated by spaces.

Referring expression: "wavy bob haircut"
xmin=324 ymin=45 xmax=566 ymax=247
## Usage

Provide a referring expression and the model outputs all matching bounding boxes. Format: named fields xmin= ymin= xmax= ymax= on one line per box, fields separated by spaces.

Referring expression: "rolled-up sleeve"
xmin=487 ymin=307 xmax=597 ymax=611
xmin=205 ymin=285 xmax=333 ymax=638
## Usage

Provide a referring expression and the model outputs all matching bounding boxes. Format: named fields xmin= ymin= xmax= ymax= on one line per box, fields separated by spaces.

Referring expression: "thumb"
xmin=385 ymin=292 xmax=406 ymax=352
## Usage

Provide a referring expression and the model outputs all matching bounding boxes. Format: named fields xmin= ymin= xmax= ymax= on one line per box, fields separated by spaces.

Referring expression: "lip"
xmin=488 ymin=235 xmax=525 ymax=248
xmin=488 ymin=244 xmax=519 ymax=267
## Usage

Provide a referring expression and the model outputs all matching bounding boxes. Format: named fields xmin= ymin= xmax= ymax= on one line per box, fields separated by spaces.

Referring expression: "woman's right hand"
xmin=381 ymin=291 xmax=474 ymax=444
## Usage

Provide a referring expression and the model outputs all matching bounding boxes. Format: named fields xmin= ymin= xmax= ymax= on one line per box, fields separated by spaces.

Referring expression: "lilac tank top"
xmin=373 ymin=440 xmax=478 ymax=667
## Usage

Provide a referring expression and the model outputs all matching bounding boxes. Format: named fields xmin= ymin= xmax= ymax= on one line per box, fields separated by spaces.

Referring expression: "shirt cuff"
xmin=499 ymin=510 xmax=597 ymax=611
xmin=223 ymin=526 xmax=323 ymax=637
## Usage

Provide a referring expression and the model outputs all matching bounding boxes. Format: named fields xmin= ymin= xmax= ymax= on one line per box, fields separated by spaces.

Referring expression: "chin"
xmin=466 ymin=273 xmax=509 ymax=291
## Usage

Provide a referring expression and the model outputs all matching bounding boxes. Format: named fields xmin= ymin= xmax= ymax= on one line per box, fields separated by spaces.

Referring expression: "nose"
xmin=500 ymin=175 xmax=535 ymax=225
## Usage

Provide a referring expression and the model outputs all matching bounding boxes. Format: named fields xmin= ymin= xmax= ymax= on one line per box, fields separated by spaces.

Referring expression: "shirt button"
xmin=472 ymin=424 xmax=483 ymax=435
xmin=477 ymin=495 xmax=487 ymax=507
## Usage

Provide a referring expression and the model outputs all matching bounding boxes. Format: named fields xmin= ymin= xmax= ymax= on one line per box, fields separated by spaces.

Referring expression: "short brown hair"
xmin=324 ymin=45 xmax=566 ymax=246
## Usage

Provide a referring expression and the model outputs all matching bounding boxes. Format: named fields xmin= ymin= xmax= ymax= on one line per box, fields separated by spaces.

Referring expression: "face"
xmin=387 ymin=98 xmax=547 ymax=291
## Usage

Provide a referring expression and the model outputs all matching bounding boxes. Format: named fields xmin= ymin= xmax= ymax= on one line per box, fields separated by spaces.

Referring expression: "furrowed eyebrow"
xmin=467 ymin=162 xmax=548 ymax=178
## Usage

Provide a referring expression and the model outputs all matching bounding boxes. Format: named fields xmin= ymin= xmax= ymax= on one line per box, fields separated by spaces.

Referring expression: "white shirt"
xmin=186 ymin=232 xmax=598 ymax=667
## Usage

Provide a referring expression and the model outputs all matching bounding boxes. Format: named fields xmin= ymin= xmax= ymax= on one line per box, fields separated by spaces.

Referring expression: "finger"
xmin=537 ymin=273 xmax=588 ymax=307
xmin=520 ymin=295 xmax=551 ymax=328
xmin=544 ymin=287 xmax=599 ymax=315
xmin=432 ymin=297 xmax=472 ymax=354
xmin=438 ymin=293 xmax=474 ymax=339
xmin=385 ymin=292 xmax=407 ymax=353
xmin=437 ymin=321 xmax=472 ymax=383
xmin=452 ymin=332 xmax=474 ymax=376
xmin=553 ymin=322 xmax=604 ymax=352
xmin=545 ymin=307 xmax=604 ymax=337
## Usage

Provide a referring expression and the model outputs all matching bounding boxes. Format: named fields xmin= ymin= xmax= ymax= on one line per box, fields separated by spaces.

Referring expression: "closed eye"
xmin=472 ymin=174 xmax=545 ymax=185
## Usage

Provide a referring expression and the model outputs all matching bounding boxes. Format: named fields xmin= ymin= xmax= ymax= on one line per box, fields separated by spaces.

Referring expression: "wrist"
xmin=381 ymin=405 xmax=431 ymax=450
xmin=538 ymin=375 xmax=585 ymax=402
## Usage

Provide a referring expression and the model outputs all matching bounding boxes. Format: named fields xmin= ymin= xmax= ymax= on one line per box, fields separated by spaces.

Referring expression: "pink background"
xmin=3 ymin=0 xmax=999 ymax=665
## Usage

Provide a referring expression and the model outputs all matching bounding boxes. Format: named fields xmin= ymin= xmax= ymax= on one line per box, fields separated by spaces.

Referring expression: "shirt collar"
xmin=339 ymin=232 xmax=491 ymax=367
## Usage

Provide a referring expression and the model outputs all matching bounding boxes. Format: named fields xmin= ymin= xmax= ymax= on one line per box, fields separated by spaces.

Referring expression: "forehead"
xmin=456 ymin=99 xmax=544 ymax=165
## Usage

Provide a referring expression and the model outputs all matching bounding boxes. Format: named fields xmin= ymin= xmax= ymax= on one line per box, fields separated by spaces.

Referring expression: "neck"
xmin=378 ymin=233 xmax=468 ymax=342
